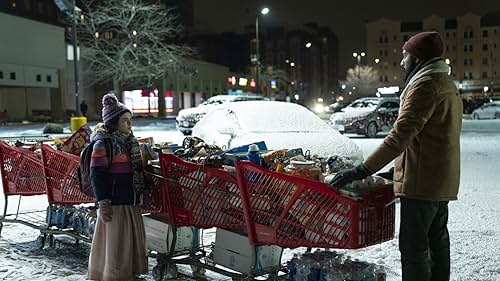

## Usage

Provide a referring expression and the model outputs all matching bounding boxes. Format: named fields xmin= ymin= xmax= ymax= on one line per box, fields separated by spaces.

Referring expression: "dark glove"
xmin=376 ymin=167 xmax=394 ymax=180
xmin=328 ymin=164 xmax=371 ymax=188
xmin=98 ymin=199 xmax=113 ymax=223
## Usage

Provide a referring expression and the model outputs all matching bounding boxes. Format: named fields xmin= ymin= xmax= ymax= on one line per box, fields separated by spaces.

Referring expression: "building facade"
xmin=0 ymin=0 xmax=228 ymax=121
xmin=261 ymin=23 xmax=340 ymax=106
xmin=366 ymin=12 xmax=500 ymax=98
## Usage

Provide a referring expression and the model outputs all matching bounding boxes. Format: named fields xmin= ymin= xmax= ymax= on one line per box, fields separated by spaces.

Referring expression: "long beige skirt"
xmin=88 ymin=205 xmax=148 ymax=281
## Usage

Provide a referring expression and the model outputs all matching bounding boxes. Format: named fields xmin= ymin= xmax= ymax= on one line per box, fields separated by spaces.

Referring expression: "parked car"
xmin=330 ymin=97 xmax=400 ymax=138
xmin=192 ymin=101 xmax=363 ymax=161
xmin=329 ymin=101 xmax=350 ymax=113
xmin=176 ymin=95 xmax=268 ymax=135
xmin=471 ymin=101 xmax=500 ymax=119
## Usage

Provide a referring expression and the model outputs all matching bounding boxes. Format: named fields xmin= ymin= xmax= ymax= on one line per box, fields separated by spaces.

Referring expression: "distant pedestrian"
xmin=87 ymin=92 xmax=148 ymax=281
xmin=0 ymin=109 xmax=7 ymax=125
xmin=329 ymin=31 xmax=462 ymax=281
xmin=80 ymin=100 xmax=88 ymax=117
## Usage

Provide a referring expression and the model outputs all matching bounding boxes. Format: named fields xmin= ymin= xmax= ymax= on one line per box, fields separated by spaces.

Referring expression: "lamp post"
xmin=352 ymin=51 xmax=365 ymax=78
xmin=255 ymin=7 xmax=269 ymax=95
xmin=54 ymin=0 xmax=81 ymax=116
xmin=71 ymin=0 xmax=80 ymax=116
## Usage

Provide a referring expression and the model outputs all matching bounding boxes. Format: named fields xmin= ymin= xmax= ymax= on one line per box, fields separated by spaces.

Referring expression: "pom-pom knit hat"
xmin=101 ymin=92 xmax=131 ymax=127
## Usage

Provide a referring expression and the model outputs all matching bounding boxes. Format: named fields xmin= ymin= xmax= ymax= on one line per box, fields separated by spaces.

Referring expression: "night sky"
xmin=193 ymin=0 xmax=500 ymax=75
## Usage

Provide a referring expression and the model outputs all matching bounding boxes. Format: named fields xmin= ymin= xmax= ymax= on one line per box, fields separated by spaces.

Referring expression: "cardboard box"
xmin=143 ymin=215 xmax=199 ymax=254
xmin=213 ymin=228 xmax=282 ymax=274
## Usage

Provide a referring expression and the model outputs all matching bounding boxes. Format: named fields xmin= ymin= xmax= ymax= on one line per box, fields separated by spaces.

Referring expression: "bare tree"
xmin=343 ymin=65 xmax=381 ymax=100
xmin=77 ymin=0 xmax=194 ymax=92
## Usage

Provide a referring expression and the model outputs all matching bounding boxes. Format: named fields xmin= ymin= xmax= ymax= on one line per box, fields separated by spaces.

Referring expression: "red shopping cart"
xmin=147 ymin=153 xmax=250 ymax=281
xmin=159 ymin=153 xmax=244 ymax=229
xmin=0 ymin=141 xmax=47 ymax=235
xmin=235 ymin=160 xmax=395 ymax=249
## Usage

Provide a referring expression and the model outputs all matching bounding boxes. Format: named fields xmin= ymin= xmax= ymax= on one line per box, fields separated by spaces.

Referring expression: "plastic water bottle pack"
xmin=286 ymin=250 xmax=386 ymax=281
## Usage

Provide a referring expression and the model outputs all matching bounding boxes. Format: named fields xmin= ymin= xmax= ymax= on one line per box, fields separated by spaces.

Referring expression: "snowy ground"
xmin=1 ymin=119 xmax=499 ymax=281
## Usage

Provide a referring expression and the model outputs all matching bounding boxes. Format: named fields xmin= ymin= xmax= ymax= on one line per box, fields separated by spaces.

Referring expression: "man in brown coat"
xmin=329 ymin=31 xmax=462 ymax=281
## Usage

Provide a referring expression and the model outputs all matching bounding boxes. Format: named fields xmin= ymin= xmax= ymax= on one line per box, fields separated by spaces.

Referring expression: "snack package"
xmin=61 ymin=126 xmax=92 ymax=155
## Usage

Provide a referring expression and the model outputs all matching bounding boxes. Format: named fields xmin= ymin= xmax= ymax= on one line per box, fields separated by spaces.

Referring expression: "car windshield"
xmin=229 ymin=101 xmax=331 ymax=132
xmin=348 ymin=99 xmax=380 ymax=109
xmin=201 ymin=95 xmax=264 ymax=105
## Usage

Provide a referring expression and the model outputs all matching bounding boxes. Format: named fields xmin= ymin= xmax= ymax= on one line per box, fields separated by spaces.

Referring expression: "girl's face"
xmin=117 ymin=112 xmax=132 ymax=136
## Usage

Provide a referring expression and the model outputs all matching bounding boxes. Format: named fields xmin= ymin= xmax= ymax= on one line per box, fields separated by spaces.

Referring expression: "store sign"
xmin=123 ymin=89 xmax=173 ymax=114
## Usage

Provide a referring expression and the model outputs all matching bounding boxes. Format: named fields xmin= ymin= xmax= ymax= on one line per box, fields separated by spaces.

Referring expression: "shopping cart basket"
xmin=159 ymin=153 xmax=244 ymax=229
xmin=0 ymin=141 xmax=47 ymax=235
xmin=235 ymin=161 xmax=395 ymax=249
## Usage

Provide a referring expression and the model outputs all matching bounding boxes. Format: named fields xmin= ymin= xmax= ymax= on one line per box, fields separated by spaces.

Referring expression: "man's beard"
xmin=403 ymin=59 xmax=420 ymax=85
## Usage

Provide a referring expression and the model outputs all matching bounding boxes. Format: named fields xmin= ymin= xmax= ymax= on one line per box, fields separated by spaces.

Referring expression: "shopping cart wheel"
xmin=152 ymin=265 xmax=166 ymax=281
xmin=190 ymin=264 xmax=206 ymax=278
xmin=47 ymin=234 xmax=55 ymax=248
xmin=36 ymin=234 xmax=46 ymax=249
xmin=164 ymin=262 xmax=178 ymax=279
xmin=266 ymin=271 xmax=279 ymax=281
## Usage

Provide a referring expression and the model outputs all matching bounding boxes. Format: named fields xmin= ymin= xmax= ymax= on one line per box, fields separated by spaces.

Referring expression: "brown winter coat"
xmin=363 ymin=72 xmax=463 ymax=201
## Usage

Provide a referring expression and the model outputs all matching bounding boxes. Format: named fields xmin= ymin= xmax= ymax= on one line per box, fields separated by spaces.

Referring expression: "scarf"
xmin=116 ymin=131 xmax=147 ymax=199
xmin=400 ymin=58 xmax=450 ymax=102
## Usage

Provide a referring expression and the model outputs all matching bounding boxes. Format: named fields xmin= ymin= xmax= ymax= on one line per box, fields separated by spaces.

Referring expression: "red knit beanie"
xmin=402 ymin=31 xmax=444 ymax=61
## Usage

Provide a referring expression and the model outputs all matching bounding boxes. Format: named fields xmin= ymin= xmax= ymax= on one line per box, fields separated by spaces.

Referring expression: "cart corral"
xmin=0 ymin=138 xmax=395 ymax=281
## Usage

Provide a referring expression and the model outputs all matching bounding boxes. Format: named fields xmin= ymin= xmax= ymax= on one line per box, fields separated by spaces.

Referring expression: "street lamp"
xmin=353 ymin=51 xmax=365 ymax=78
xmin=305 ymin=42 xmax=312 ymax=48
xmin=255 ymin=7 xmax=270 ymax=94
xmin=54 ymin=0 xmax=82 ymax=116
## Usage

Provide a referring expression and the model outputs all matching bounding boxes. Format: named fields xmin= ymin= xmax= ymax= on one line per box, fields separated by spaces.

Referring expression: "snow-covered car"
xmin=176 ymin=95 xmax=268 ymax=135
xmin=471 ymin=101 xmax=500 ymax=119
xmin=330 ymin=97 xmax=400 ymax=138
xmin=192 ymin=101 xmax=363 ymax=161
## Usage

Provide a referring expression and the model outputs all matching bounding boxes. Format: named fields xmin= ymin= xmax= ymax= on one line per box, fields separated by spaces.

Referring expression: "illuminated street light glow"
xmin=95 ymin=32 xmax=99 ymax=38
xmin=294 ymin=94 xmax=300 ymax=100
xmin=132 ymin=30 xmax=137 ymax=36
xmin=375 ymin=58 xmax=380 ymax=64
xmin=314 ymin=103 xmax=324 ymax=113
xmin=305 ymin=42 xmax=312 ymax=48
xmin=317 ymin=97 xmax=323 ymax=103
xmin=361 ymin=52 xmax=366 ymax=57
xmin=353 ymin=52 xmax=358 ymax=58
xmin=285 ymin=59 xmax=290 ymax=64
xmin=261 ymin=7 xmax=270 ymax=15
xmin=133 ymin=43 xmax=137 ymax=48
xmin=445 ymin=58 xmax=451 ymax=65
xmin=290 ymin=62 xmax=295 ymax=67
xmin=341 ymin=84 xmax=346 ymax=90
xmin=484 ymin=86 xmax=489 ymax=92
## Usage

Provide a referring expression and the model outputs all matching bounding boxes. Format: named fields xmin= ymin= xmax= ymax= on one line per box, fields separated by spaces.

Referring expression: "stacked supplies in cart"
xmin=46 ymin=205 xmax=97 ymax=239
xmin=287 ymin=250 xmax=386 ymax=281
